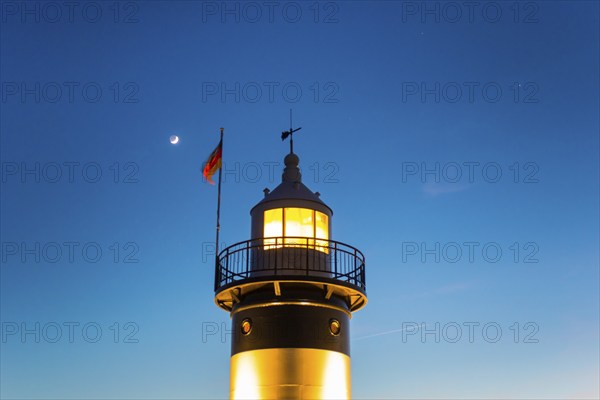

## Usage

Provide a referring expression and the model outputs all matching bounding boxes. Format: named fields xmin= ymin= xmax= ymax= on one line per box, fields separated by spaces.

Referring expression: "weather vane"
xmin=281 ymin=109 xmax=302 ymax=154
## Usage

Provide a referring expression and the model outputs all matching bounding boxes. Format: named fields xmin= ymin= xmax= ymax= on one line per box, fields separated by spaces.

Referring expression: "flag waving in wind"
xmin=203 ymin=139 xmax=222 ymax=184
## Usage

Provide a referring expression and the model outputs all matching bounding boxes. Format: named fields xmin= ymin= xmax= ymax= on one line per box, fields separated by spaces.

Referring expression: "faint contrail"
xmin=352 ymin=323 xmax=426 ymax=341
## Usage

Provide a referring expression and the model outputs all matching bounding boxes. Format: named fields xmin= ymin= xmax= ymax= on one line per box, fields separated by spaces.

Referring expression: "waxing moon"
xmin=170 ymin=135 xmax=179 ymax=144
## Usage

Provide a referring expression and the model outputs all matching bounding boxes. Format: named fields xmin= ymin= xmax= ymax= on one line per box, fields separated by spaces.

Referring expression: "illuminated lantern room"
xmin=252 ymin=152 xmax=331 ymax=253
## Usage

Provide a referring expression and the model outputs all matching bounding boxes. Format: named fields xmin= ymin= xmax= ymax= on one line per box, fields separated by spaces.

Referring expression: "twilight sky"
xmin=1 ymin=1 xmax=599 ymax=399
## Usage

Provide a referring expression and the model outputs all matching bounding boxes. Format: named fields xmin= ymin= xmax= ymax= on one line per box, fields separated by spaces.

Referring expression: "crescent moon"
xmin=170 ymin=135 xmax=179 ymax=144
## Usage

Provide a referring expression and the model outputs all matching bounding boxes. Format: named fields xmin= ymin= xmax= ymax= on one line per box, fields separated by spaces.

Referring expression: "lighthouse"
xmin=213 ymin=133 xmax=367 ymax=399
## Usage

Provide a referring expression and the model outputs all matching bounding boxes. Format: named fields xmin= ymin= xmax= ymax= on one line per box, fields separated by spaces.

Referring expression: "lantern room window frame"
xmin=263 ymin=207 xmax=329 ymax=252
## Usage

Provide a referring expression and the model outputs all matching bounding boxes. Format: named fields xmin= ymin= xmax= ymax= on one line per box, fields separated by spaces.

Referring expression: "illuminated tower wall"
xmin=214 ymin=151 xmax=367 ymax=399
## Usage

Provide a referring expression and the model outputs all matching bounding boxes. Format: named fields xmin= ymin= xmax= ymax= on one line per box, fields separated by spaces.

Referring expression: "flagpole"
xmin=214 ymin=127 xmax=224 ymax=290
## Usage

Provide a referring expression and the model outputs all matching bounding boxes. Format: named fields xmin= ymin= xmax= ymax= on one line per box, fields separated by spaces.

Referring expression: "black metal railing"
xmin=214 ymin=237 xmax=366 ymax=293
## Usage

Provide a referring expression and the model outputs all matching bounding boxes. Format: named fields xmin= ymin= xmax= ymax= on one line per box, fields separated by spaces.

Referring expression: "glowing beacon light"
xmin=214 ymin=146 xmax=367 ymax=399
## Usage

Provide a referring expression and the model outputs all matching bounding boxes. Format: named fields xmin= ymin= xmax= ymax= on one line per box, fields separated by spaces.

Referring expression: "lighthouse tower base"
xmin=231 ymin=348 xmax=350 ymax=399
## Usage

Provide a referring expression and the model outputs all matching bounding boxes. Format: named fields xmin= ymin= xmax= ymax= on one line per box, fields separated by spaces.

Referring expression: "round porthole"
xmin=241 ymin=318 xmax=252 ymax=335
xmin=329 ymin=319 xmax=341 ymax=336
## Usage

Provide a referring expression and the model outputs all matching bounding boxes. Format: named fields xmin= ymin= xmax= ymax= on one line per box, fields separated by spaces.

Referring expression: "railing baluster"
xmin=353 ymin=249 xmax=357 ymax=285
xmin=334 ymin=242 xmax=338 ymax=278
xmin=245 ymin=244 xmax=249 ymax=279
xmin=214 ymin=253 xmax=219 ymax=292
xmin=362 ymin=263 xmax=366 ymax=289
xmin=306 ymin=237 xmax=309 ymax=276
xmin=224 ymin=248 xmax=229 ymax=284
xmin=273 ymin=237 xmax=277 ymax=275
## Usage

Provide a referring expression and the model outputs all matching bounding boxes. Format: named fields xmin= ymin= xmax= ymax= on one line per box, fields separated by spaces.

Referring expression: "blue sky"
xmin=1 ymin=1 xmax=598 ymax=399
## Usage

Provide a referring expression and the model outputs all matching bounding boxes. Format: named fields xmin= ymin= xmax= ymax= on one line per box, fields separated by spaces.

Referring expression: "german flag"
xmin=203 ymin=140 xmax=222 ymax=184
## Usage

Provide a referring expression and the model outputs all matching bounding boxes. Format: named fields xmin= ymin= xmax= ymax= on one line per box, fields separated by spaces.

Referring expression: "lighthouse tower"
xmin=214 ymin=142 xmax=367 ymax=399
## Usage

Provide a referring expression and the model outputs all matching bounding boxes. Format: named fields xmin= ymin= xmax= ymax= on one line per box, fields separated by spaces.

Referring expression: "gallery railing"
xmin=214 ymin=237 xmax=366 ymax=293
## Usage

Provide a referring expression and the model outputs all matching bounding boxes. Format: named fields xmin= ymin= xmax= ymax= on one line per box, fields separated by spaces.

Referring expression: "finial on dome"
xmin=282 ymin=152 xmax=301 ymax=183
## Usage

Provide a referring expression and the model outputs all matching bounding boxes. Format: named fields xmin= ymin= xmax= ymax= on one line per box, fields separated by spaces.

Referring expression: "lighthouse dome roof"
xmin=250 ymin=152 xmax=332 ymax=216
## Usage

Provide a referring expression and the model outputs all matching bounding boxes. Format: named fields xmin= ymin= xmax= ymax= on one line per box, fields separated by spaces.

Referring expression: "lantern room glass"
xmin=263 ymin=208 xmax=329 ymax=252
